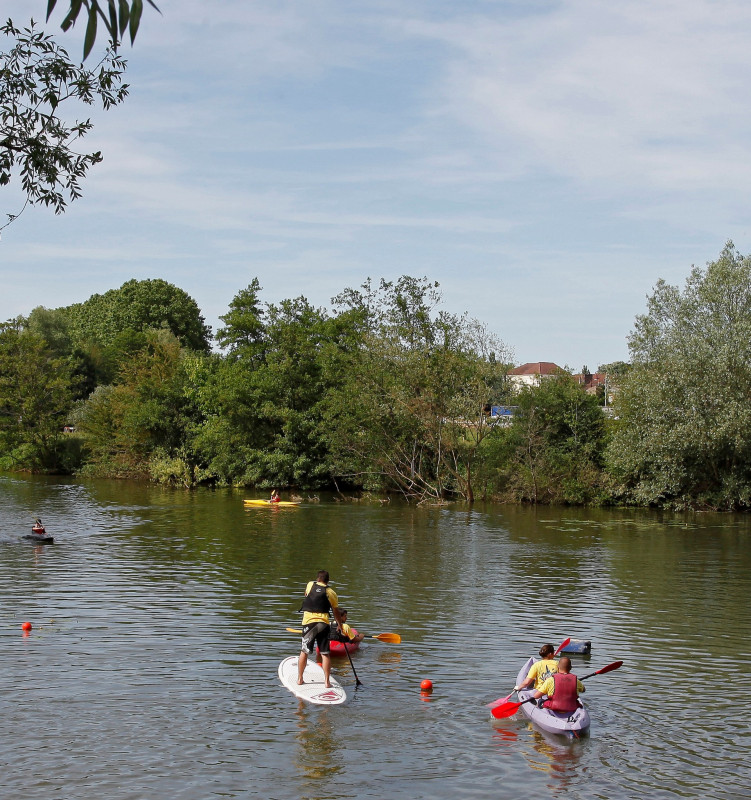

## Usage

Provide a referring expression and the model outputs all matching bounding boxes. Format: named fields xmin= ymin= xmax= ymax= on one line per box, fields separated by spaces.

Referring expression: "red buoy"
xmin=21 ymin=621 xmax=32 ymax=632
xmin=420 ymin=679 xmax=433 ymax=691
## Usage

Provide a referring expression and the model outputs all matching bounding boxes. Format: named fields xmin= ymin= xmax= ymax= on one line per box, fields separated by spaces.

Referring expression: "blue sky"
xmin=2 ymin=0 xmax=750 ymax=370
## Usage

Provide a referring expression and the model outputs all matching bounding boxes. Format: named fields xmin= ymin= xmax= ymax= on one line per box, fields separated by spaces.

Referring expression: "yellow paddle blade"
xmin=372 ymin=633 xmax=401 ymax=643
xmin=285 ymin=627 xmax=401 ymax=643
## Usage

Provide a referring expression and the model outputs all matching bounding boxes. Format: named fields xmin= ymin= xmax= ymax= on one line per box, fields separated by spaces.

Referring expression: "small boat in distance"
xmin=25 ymin=518 xmax=54 ymax=544
xmin=243 ymin=499 xmax=301 ymax=508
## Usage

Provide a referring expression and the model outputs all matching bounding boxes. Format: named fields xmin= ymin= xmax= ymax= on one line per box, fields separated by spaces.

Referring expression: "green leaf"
xmin=83 ymin=6 xmax=98 ymax=60
xmin=61 ymin=0 xmax=83 ymax=32
xmin=118 ymin=0 xmax=130 ymax=36
xmin=46 ymin=0 xmax=59 ymax=23
xmin=108 ymin=0 xmax=118 ymax=42
xmin=129 ymin=0 xmax=143 ymax=43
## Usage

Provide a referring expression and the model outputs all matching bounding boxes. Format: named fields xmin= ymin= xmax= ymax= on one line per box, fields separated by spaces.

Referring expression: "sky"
xmin=2 ymin=0 xmax=751 ymax=370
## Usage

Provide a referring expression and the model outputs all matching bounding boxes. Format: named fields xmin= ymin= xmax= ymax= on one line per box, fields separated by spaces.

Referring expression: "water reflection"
xmin=375 ymin=650 xmax=402 ymax=668
xmin=293 ymin=702 xmax=343 ymax=782
xmin=490 ymin=723 xmax=519 ymax=747
xmin=2 ymin=474 xmax=751 ymax=800
xmin=523 ymin=727 xmax=585 ymax=794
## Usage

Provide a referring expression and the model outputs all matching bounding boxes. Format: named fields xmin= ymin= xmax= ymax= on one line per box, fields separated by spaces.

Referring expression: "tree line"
xmin=3 ymin=244 xmax=751 ymax=510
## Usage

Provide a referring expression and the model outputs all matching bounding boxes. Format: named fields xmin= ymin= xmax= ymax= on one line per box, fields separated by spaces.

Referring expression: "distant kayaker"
xmin=531 ymin=656 xmax=585 ymax=712
xmin=270 ymin=489 xmax=281 ymax=503
xmin=298 ymin=570 xmax=345 ymax=689
xmin=331 ymin=609 xmax=365 ymax=645
xmin=515 ymin=643 xmax=559 ymax=692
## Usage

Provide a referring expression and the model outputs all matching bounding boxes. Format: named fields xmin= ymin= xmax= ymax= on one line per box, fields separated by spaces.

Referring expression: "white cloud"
xmin=3 ymin=0 xmax=750 ymax=369
xmin=405 ymin=0 xmax=751 ymax=191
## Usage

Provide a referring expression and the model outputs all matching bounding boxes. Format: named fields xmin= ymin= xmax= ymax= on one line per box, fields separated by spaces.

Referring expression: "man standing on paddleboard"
xmin=298 ymin=570 xmax=345 ymax=688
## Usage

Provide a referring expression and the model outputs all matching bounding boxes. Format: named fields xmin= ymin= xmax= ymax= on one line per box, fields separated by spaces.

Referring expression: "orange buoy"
xmin=21 ymin=621 xmax=32 ymax=632
xmin=420 ymin=679 xmax=433 ymax=691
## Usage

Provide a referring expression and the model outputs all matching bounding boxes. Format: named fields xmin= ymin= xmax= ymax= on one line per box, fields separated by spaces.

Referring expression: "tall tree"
xmin=503 ymin=374 xmax=606 ymax=504
xmin=608 ymin=242 xmax=751 ymax=509
xmin=327 ymin=277 xmax=510 ymax=501
xmin=198 ymin=293 xmax=355 ymax=489
xmin=77 ymin=329 xmax=210 ymax=481
xmin=63 ymin=279 xmax=212 ymax=354
xmin=0 ymin=319 xmax=75 ymax=471
xmin=215 ymin=279 xmax=266 ymax=364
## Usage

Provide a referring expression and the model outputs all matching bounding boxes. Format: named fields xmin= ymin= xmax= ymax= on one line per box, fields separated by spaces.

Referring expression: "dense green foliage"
xmin=608 ymin=242 xmax=751 ymax=510
xmin=498 ymin=374 xmax=608 ymax=504
xmin=8 ymin=244 xmax=751 ymax=509
xmin=63 ymin=278 xmax=212 ymax=352
xmin=0 ymin=273 xmax=613 ymax=504
xmin=0 ymin=319 xmax=77 ymax=471
xmin=325 ymin=278 xmax=512 ymax=501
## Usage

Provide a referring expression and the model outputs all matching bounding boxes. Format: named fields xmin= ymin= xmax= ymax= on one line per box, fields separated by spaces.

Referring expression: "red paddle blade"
xmin=554 ymin=637 xmax=571 ymax=656
xmin=491 ymin=700 xmax=524 ymax=719
xmin=595 ymin=660 xmax=623 ymax=675
xmin=581 ymin=660 xmax=623 ymax=680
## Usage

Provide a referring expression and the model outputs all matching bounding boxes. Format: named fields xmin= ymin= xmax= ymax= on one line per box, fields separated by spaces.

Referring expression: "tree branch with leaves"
xmin=1 ymin=19 xmax=128 ymax=229
xmin=46 ymin=0 xmax=160 ymax=59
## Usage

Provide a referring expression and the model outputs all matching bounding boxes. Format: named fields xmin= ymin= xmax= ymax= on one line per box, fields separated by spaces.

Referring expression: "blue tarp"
xmin=491 ymin=406 xmax=516 ymax=417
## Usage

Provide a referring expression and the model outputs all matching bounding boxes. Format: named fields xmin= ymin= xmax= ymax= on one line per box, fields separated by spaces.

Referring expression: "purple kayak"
xmin=515 ymin=657 xmax=590 ymax=738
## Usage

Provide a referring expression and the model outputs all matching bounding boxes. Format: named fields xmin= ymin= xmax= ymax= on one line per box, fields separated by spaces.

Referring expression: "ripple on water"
xmin=2 ymin=477 xmax=751 ymax=799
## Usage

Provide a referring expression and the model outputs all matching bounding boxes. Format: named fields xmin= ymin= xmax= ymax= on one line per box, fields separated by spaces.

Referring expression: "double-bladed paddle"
xmin=486 ymin=637 xmax=572 ymax=710
xmin=490 ymin=660 xmax=624 ymax=719
xmin=285 ymin=627 xmax=400 ymax=643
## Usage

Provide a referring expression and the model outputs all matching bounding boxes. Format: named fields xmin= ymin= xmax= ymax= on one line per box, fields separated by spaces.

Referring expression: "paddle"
xmin=490 ymin=660 xmax=623 ymax=719
xmin=286 ymin=627 xmax=400 ymax=643
xmin=342 ymin=639 xmax=363 ymax=687
xmin=486 ymin=637 xmax=572 ymax=709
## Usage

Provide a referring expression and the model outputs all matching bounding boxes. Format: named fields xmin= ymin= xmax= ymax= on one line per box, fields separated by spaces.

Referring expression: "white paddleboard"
xmin=278 ymin=656 xmax=347 ymax=705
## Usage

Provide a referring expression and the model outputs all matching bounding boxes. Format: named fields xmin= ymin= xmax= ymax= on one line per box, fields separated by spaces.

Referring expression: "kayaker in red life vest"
xmin=270 ymin=489 xmax=281 ymax=503
xmin=515 ymin=643 xmax=559 ymax=692
xmin=532 ymin=656 xmax=585 ymax=712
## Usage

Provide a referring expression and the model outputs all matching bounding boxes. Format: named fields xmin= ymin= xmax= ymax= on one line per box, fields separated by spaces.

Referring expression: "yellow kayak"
xmin=243 ymin=499 xmax=301 ymax=507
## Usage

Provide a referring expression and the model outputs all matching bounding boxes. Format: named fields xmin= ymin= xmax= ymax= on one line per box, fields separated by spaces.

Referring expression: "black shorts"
xmin=301 ymin=621 xmax=330 ymax=656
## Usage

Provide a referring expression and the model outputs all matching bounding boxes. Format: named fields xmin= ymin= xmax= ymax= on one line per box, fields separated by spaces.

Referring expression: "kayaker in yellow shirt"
xmin=331 ymin=609 xmax=365 ymax=644
xmin=532 ymin=656 xmax=585 ymax=712
xmin=515 ymin=643 xmax=559 ymax=691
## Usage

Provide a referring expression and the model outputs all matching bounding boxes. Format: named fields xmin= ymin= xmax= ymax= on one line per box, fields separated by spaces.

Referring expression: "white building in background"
xmin=508 ymin=361 xmax=565 ymax=389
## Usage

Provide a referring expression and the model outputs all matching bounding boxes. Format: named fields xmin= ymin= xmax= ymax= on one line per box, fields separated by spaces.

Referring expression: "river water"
xmin=1 ymin=474 xmax=749 ymax=800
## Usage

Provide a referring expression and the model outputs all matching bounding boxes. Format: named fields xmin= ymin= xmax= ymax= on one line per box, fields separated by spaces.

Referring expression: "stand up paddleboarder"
xmin=297 ymin=570 xmax=344 ymax=689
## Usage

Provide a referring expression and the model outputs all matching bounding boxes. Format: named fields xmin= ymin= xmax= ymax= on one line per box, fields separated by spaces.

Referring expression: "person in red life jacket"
xmin=270 ymin=489 xmax=281 ymax=503
xmin=297 ymin=570 xmax=345 ymax=688
xmin=532 ymin=656 xmax=585 ymax=712
xmin=330 ymin=608 xmax=364 ymax=645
